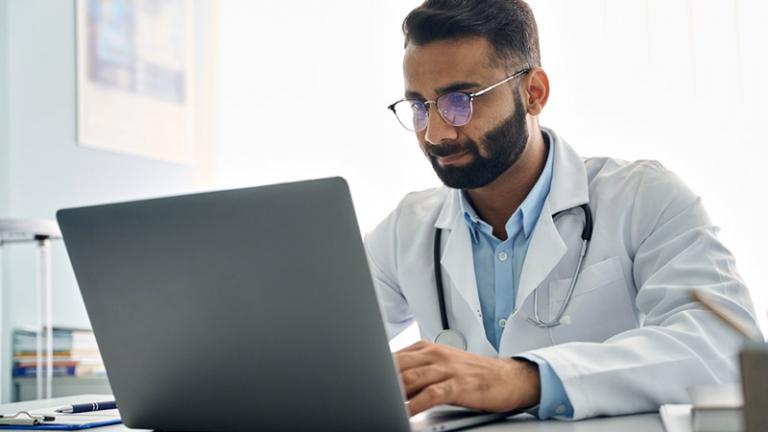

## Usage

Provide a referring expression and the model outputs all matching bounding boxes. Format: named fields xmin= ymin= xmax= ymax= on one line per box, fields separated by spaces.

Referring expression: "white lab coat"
xmin=364 ymin=128 xmax=762 ymax=419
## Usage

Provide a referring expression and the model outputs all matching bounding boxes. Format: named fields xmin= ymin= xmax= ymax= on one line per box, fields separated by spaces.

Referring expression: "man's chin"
xmin=437 ymin=160 xmax=517 ymax=189
xmin=435 ymin=170 xmax=489 ymax=189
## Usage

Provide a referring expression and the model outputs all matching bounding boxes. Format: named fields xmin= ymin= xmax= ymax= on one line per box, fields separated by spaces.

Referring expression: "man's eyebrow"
xmin=404 ymin=81 xmax=483 ymax=100
xmin=436 ymin=81 xmax=483 ymax=94
xmin=405 ymin=89 xmax=424 ymax=99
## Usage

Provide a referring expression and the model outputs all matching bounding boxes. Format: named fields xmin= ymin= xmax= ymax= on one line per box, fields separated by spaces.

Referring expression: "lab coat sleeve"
xmin=364 ymin=206 xmax=415 ymax=341
xmin=522 ymin=161 xmax=762 ymax=420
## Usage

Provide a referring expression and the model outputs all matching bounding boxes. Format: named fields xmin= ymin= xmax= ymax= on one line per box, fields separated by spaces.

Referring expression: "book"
xmin=11 ymin=328 xmax=106 ymax=378
xmin=12 ymin=365 xmax=77 ymax=378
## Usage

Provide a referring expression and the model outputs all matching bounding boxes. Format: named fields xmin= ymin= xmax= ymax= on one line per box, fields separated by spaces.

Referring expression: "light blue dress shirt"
xmin=457 ymin=134 xmax=574 ymax=418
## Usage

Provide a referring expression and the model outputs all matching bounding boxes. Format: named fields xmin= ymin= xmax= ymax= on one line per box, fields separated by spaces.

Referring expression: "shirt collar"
xmin=459 ymin=130 xmax=555 ymax=242
xmin=459 ymin=193 xmax=485 ymax=244
xmin=519 ymin=130 xmax=554 ymax=238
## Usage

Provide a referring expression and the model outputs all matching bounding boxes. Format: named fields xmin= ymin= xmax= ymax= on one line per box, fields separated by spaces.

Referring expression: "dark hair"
xmin=402 ymin=0 xmax=541 ymax=68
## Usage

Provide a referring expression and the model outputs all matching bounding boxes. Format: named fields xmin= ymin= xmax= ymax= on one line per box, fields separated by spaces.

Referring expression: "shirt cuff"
xmin=514 ymin=354 xmax=574 ymax=419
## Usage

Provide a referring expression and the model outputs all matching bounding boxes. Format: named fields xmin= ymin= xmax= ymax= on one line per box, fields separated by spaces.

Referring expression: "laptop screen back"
xmin=57 ymin=178 xmax=411 ymax=432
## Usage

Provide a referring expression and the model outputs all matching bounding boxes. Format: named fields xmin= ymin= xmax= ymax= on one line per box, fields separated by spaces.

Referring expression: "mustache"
xmin=427 ymin=141 xmax=476 ymax=158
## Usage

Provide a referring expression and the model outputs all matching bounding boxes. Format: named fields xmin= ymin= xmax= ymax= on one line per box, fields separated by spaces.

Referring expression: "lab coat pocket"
xmin=548 ymin=256 xmax=638 ymax=344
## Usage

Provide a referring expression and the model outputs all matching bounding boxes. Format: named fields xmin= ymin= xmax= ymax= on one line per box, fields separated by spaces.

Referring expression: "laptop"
xmin=57 ymin=177 xmax=517 ymax=432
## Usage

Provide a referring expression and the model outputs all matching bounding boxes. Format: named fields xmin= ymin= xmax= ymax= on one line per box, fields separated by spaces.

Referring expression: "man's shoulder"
xmin=365 ymin=186 xmax=450 ymax=244
xmin=584 ymin=156 xmax=688 ymax=196
xmin=585 ymin=155 xmax=665 ymax=180
xmin=396 ymin=186 xmax=451 ymax=216
xmin=384 ymin=186 xmax=452 ymax=228
xmin=583 ymin=156 xmax=701 ymax=227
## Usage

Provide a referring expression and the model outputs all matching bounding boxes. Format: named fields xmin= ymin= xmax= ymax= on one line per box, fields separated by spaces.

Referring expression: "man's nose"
xmin=424 ymin=106 xmax=459 ymax=145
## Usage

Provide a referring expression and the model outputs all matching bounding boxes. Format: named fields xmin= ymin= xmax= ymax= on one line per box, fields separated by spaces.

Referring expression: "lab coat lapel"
xmin=434 ymin=191 xmax=483 ymax=325
xmin=515 ymin=201 xmax=567 ymax=308
xmin=544 ymin=128 xmax=591 ymax=215
xmin=515 ymin=129 xmax=590 ymax=308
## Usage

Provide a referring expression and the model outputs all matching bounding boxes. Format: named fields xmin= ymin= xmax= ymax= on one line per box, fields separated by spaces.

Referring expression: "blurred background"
xmin=0 ymin=0 xmax=765 ymax=402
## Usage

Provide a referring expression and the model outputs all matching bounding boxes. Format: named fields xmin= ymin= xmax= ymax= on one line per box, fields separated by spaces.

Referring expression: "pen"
xmin=691 ymin=289 xmax=762 ymax=342
xmin=55 ymin=401 xmax=117 ymax=414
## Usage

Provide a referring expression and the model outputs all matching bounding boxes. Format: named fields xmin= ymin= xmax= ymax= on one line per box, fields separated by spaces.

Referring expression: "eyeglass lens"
xmin=393 ymin=92 xmax=473 ymax=132
xmin=437 ymin=93 xmax=472 ymax=126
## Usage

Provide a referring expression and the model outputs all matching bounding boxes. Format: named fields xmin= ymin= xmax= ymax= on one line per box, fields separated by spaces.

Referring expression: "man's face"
xmin=403 ymin=37 xmax=529 ymax=189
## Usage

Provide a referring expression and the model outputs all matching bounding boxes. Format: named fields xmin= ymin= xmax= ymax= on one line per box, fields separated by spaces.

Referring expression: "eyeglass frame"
xmin=387 ymin=66 xmax=532 ymax=132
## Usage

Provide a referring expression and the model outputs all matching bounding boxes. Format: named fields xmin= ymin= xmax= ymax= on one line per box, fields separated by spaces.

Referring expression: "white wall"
xmin=0 ymin=0 xmax=9 ymax=218
xmin=0 ymin=0 xmax=215 ymax=402
xmin=0 ymin=0 xmax=10 ymax=401
xmin=216 ymin=0 xmax=437 ymax=233
xmin=216 ymin=0 xmax=768 ymax=337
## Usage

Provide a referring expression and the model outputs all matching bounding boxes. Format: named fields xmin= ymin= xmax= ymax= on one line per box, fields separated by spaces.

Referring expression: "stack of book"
xmin=12 ymin=328 xmax=106 ymax=378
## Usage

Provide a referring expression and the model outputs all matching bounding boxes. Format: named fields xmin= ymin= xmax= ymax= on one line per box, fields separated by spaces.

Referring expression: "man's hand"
xmin=395 ymin=340 xmax=541 ymax=416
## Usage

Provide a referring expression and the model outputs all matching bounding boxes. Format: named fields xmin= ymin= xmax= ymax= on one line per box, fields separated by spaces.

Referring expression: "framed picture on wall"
xmin=75 ymin=0 xmax=205 ymax=165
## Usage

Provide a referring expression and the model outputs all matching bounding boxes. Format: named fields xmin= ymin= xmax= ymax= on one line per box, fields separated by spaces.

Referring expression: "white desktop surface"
xmin=0 ymin=394 xmax=665 ymax=431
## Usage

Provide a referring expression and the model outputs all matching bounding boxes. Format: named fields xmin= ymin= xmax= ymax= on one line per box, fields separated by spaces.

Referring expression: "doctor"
xmin=365 ymin=0 xmax=762 ymax=421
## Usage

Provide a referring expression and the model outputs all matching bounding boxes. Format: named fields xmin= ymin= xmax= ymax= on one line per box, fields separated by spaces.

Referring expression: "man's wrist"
xmin=505 ymin=358 xmax=541 ymax=409
xmin=515 ymin=354 xmax=574 ymax=419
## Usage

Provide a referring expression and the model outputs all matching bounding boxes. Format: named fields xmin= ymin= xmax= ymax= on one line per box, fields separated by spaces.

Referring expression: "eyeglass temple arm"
xmin=471 ymin=68 xmax=531 ymax=98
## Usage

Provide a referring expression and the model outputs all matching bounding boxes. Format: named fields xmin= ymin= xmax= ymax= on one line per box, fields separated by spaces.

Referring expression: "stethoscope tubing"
xmin=433 ymin=203 xmax=593 ymax=347
xmin=433 ymin=227 xmax=450 ymax=330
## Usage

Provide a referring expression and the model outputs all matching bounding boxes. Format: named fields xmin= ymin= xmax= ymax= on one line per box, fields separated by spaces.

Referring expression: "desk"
xmin=0 ymin=395 xmax=665 ymax=431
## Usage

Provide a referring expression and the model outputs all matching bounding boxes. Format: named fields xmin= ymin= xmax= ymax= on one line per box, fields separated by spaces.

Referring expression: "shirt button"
xmin=497 ymin=251 xmax=508 ymax=261
xmin=555 ymin=404 xmax=567 ymax=414
xmin=498 ymin=318 xmax=507 ymax=328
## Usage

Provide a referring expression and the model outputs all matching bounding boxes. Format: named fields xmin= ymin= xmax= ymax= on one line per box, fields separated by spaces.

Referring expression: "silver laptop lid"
xmin=57 ymin=177 xmax=411 ymax=432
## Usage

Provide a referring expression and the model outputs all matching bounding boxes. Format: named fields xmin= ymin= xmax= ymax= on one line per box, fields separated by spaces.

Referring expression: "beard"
xmin=427 ymin=87 xmax=528 ymax=190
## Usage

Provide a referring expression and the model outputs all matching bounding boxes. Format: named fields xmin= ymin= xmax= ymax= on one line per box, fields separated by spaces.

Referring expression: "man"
xmin=364 ymin=0 xmax=762 ymax=421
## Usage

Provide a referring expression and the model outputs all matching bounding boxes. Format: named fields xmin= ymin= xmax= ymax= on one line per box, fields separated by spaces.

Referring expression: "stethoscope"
xmin=433 ymin=203 xmax=594 ymax=350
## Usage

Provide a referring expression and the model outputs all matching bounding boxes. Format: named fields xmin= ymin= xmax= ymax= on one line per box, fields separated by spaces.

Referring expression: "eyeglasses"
xmin=387 ymin=67 xmax=531 ymax=132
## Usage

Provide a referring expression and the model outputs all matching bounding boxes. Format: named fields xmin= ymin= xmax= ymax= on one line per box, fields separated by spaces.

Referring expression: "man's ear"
xmin=524 ymin=68 xmax=549 ymax=116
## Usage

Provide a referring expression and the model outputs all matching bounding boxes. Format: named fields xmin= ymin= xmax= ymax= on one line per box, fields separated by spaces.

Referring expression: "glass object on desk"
xmin=0 ymin=219 xmax=62 ymax=400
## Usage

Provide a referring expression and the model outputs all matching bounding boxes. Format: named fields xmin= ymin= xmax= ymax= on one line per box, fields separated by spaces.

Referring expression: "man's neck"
xmin=464 ymin=128 xmax=548 ymax=241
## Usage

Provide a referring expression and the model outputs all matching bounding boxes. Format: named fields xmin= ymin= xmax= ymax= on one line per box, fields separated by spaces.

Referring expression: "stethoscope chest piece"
xmin=434 ymin=329 xmax=467 ymax=350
